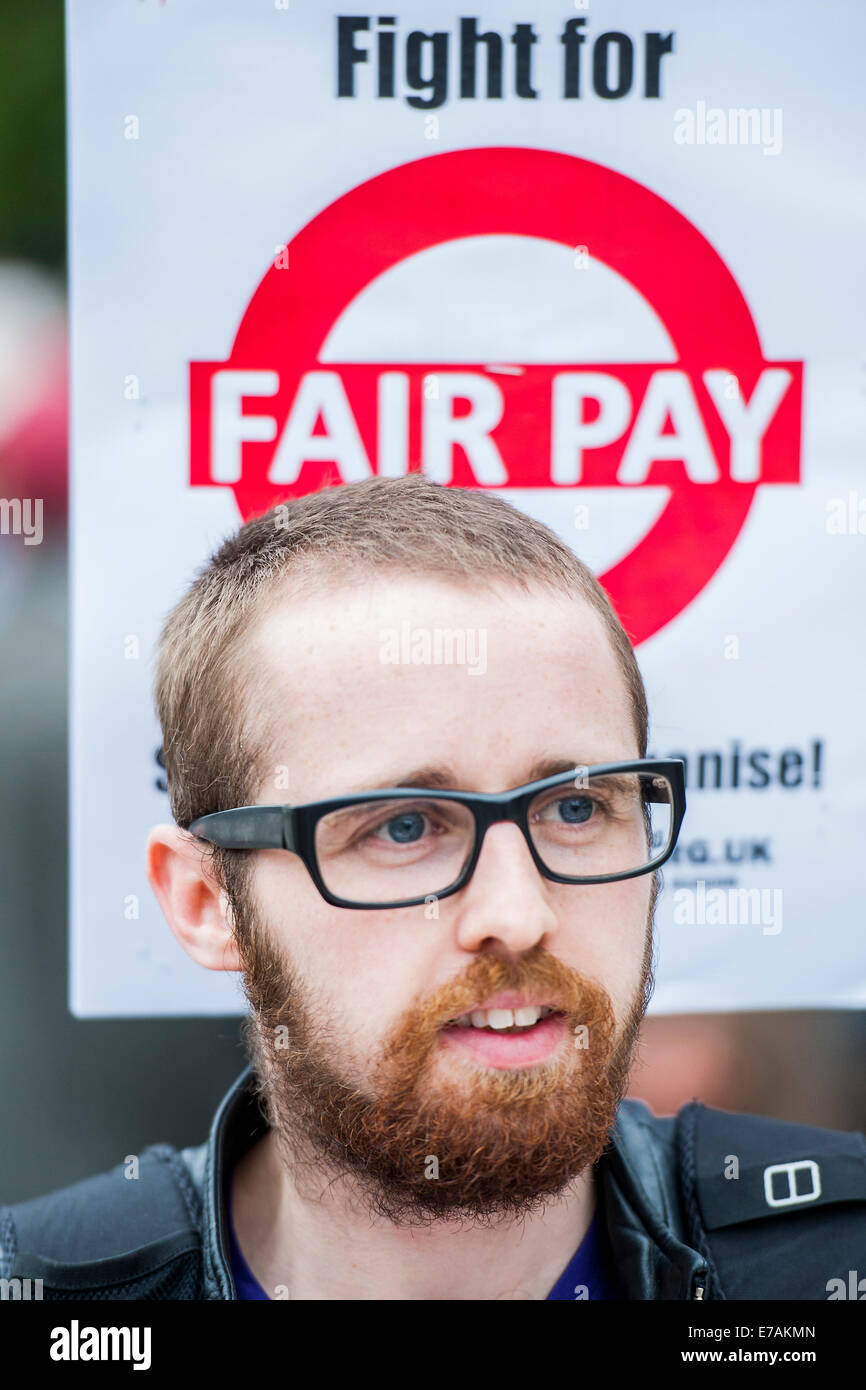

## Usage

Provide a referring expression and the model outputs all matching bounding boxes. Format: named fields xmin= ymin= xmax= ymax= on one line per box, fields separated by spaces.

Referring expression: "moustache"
xmin=380 ymin=942 xmax=615 ymax=1067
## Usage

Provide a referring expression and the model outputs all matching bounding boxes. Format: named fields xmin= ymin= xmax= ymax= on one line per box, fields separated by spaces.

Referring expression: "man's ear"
xmin=146 ymin=824 xmax=243 ymax=972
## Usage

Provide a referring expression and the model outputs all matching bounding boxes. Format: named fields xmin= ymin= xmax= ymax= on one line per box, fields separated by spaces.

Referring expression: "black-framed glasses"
xmin=188 ymin=760 xmax=685 ymax=910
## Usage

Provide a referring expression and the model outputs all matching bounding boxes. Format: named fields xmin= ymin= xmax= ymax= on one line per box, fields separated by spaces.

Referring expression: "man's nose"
xmin=451 ymin=820 xmax=560 ymax=954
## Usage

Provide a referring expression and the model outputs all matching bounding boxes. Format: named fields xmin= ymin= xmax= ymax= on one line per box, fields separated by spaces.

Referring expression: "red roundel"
xmin=190 ymin=147 xmax=801 ymax=644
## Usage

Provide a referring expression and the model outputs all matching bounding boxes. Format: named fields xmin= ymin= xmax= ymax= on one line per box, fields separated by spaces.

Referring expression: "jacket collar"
xmin=198 ymin=1066 xmax=707 ymax=1300
xmin=198 ymin=1065 xmax=268 ymax=1300
xmin=601 ymin=1099 xmax=708 ymax=1299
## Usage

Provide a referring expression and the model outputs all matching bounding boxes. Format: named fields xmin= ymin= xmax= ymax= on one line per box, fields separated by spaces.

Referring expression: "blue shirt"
xmin=228 ymin=1180 xmax=624 ymax=1300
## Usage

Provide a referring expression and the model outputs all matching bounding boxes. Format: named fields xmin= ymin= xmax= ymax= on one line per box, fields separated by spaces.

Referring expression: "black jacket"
xmin=2 ymin=1065 xmax=865 ymax=1299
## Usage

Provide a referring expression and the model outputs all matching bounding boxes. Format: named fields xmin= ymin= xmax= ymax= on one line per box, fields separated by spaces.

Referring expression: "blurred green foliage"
xmin=0 ymin=0 xmax=65 ymax=270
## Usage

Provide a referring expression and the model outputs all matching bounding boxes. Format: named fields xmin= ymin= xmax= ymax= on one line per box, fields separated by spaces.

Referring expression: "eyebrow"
xmin=343 ymin=757 xmax=600 ymax=796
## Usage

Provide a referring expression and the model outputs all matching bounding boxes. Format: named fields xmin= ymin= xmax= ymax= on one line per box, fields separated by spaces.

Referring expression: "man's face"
xmin=231 ymin=573 xmax=656 ymax=1224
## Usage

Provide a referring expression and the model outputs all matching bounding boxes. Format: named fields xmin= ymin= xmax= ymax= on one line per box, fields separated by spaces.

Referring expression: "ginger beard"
xmin=234 ymin=878 xmax=657 ymax=1227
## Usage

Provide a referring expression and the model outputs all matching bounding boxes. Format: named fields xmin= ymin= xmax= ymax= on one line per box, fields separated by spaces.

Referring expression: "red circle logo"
xmin=190 ymin=147 xmax=801 ymax=644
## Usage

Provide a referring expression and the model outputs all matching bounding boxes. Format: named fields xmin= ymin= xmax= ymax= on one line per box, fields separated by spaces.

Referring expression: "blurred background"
xmin=1 ymin=1 xmax=863 ymax=1205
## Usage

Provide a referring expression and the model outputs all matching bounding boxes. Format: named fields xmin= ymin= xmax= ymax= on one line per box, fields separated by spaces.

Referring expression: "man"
xmin=2 ymin=475 xmax=864 ymax=1299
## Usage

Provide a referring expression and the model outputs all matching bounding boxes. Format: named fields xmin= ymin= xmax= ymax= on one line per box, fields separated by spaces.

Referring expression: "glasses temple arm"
xmin=187 ymin=806 xmax=287 ymax=849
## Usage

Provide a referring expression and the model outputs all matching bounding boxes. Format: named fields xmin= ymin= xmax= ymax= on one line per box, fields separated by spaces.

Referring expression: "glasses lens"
xmin=314 ymin=797 xmax=476 ymax=905
xmin=528 ymin=771 xmax=673 ymax=880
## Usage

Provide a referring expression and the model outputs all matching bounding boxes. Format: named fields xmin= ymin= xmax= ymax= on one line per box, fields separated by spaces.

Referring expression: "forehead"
xmin=243 ymin=572 xmax=638 ymax=798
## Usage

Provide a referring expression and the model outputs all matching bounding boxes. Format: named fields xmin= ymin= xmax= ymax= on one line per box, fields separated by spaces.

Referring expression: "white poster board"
xmin=67 ymin=0 xmax=866 ymax=1015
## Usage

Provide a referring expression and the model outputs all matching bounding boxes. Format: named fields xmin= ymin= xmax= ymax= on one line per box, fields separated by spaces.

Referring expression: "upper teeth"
xmin=450 ymin=1006 xmax=555 ymax=1029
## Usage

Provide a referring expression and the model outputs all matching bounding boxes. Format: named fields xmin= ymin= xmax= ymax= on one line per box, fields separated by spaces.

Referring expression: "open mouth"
xmin=438 ymin=1006 xmax=568 ymax=1069
xmin=443 ymin=1005 xmax=562 ymax=1034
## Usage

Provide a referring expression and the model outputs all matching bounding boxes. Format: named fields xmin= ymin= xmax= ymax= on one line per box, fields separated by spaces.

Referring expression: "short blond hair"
xmin=153 ymin=474 xmax=648 ymax=903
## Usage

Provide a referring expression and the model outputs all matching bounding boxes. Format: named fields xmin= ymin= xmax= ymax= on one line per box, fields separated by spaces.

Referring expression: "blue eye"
xmin=379 ymin=811 xmax=427 ymax=844
xmin=556 ymin=796 xmax=594 ymax=824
